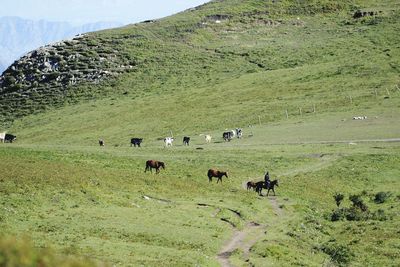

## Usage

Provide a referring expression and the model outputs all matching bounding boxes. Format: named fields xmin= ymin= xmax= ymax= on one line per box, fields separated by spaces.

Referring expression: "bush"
xmin=374 ymin=192 xmax=391 ymax=204
xmin=334 ymin=193 xmax=345 ymax=207
xmin=349 ymin=195 xmax=368 ymax=212
xmin=371 ymin=209 xmax=388 ymax=221
xmin=345 ymin=206 xmax=369 ymax=221
xmin=331 ymin=208 xmax=346 ymax=221
xmin=321 ymin=242 xmax=353 ymax=266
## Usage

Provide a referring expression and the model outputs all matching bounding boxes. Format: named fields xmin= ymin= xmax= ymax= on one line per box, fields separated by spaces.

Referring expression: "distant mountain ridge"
xmin=0 ymin=16 xmax=123 ymax=74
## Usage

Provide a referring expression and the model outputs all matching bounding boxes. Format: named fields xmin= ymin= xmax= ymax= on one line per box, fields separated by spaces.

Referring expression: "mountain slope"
xmin=1 ymin=0 xmax=399 ymax=137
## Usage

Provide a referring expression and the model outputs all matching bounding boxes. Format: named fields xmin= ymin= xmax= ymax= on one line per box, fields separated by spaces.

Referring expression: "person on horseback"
xmin=264 ymin=171 xmax=270 ymax=188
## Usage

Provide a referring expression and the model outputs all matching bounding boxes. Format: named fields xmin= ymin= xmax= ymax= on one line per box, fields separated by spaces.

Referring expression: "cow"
xmin=0 ymin=132 xmax=5 ymax=143
xmin=99 ymin=139 xmax=105 ymax=146
xmin=205 ymin=135 xmax=212 ymax=143
xmin=164 ymin=137 xmax=174 ymax=147
xmin=236 ymin=128 xmax=243 ymax=138
xmin=223 ymin=131 xmax=233 ymax=141
xmin=353 ymin=116 xmax=367 ymax=120
xmin=4 ymin=134 xmax=16 ymax=143
xmin=183 ymin=136 xmax=190 ymax=146
xmin=131 ymin=138 xmax=143 ymax=147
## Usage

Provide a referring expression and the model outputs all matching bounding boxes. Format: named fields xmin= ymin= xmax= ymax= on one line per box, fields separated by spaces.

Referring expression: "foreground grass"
xmin=1 ymin=131 xmax=399 ymax=265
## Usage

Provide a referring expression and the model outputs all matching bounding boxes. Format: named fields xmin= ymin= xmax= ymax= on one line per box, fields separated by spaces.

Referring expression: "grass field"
xmin=1 ymin=116 xmax=399 ymax=266
xmin=0 ymin=0 xmax=400 ymax=266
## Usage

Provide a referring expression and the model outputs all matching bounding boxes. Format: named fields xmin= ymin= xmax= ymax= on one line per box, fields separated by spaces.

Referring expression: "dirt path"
xmin=221 ymin=152 xmax=330 ymax=266
xmin=216 ymin=138 xmax=400 ymax=147
xmin=268 ymin=196 xmax=283 ymax=217
xmin=217 ymin=222 xmax=264 ymax=267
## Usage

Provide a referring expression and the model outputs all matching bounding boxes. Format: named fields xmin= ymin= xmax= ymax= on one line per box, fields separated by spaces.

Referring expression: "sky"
xmin=0 ymin=0 xmax=211 ymax=25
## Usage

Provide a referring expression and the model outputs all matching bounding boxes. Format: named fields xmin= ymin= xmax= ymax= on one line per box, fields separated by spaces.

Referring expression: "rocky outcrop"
xmin=0 ymin=16 xmax=123 ymax=74
xmin=0 ymin=34 xmax=135 ymax=120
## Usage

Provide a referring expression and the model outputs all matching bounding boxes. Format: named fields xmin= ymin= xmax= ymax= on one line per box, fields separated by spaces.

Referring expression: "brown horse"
xmin=145 ymin=160 xmax=165 ymax=174
xmin=246 ymin=181 xmax=257 ymax=191
xmin=207 ymin=169 xmax=228 ymax=183
xmin=255 ymin=179 xmax=279 ymax=196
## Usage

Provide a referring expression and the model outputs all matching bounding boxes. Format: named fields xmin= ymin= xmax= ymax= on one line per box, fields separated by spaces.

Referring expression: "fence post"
xmin=299 ymin=107 xmax=302 ymax=116
xmin=258 ymin=115 xmax=261 ymax=126
xmin=313 ymin=104 xmax=316 ymax=113
xmin=285 ymin=110 xmax=288 ymax=119
xmin=374 ymin=89 xmax=378 ymax=98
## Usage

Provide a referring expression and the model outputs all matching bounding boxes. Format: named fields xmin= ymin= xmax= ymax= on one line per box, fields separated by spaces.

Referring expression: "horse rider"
xmin=264 ymin=171 xmax=270 ymax=188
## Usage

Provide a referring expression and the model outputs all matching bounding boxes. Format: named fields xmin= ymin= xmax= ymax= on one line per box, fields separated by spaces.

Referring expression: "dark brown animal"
xmin=145 ymin=160 xmax=165 ymax=174
xmin=255 ymin=179 xmax=279 ymax=196
xmin=183 ymin=136 xmax=190 ymax=146
xmin=207 ymin=169 xmax=228 ymax=183
xmin=99 ymin=139 xmax=105 ymax=146
xmin=246 ymin=181 xmax=257 ymax=191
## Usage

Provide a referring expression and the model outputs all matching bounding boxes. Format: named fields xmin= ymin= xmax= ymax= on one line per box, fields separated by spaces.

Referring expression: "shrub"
xmin=349 ymin=195 xmax=368 ymax=212
xmin=334 ymin=193 xmax=345 ymax=207
xmin=321 ymin=242 xmax=353 ymax=266
xmin=374 ymin=192 xmax=391 ymax=204
xmin=331 ymin=208 xmax=347 ymax=221
xmin=345 ymin=206 xmax=368 ymax=221
xmin=371 ymin=209 xmax=388 ymax=221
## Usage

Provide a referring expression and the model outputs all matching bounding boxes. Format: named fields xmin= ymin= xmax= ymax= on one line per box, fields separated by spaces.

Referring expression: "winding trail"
xmin=216 ymin=153 xmax=339 ymax=266
xmin=217 ymin=222 xmax=264 ymax=267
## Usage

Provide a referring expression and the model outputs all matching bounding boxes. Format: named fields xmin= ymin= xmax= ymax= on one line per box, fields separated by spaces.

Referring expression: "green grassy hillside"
xmin=0 ymin=0 xmax=399 ymax=266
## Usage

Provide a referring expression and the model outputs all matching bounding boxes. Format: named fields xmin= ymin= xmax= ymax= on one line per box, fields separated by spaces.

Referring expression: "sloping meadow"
xmin=1 ymin=0 xmax=400 ymax=266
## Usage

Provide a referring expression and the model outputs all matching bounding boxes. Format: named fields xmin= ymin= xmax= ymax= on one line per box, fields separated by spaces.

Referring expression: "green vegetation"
xmin=0 ymin=236 xmax=98 ymax=267
xmin=0 ymin=0 xmax=399 ymax=266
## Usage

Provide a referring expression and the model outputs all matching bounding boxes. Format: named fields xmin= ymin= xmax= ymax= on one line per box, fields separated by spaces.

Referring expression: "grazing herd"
xmin=0 ymin=127 xmax=278 ymax=196
xmin=144 ymin=159 xmax=277 ymax=196
xmin=96 ymin=128 xmax=244 ymax=148
xmin=113 ymin=127 xmax=277 ymax=196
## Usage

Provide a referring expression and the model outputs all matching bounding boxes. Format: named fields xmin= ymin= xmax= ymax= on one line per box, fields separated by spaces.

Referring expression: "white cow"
xmin=164 ymin=137 xmax=174 ymax=147
xmin=352 ymin=116 xmax=367 ymax=120
xmin=0 ymin=132 xmax=5 ymax=143
xmin=205 ymin=134 xmax=212 ymax=143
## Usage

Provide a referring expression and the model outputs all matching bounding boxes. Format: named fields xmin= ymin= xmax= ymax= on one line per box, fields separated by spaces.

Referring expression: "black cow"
xmin=223 ymin=131 xmax=233 ymax=141
xmin=183 ymin=136 xmax=190 ymax=146
xmin=235 ymin=128 xmax=242 ymax=138
xmin=4 ymin=134 xmax=16 ymax=143
xmin=131 ymin=138 xmax=143 ymax=147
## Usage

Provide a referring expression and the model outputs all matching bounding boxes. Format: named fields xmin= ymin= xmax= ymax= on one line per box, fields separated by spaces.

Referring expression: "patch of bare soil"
xmin=217 ymin=222 xmax=264 ymax=267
